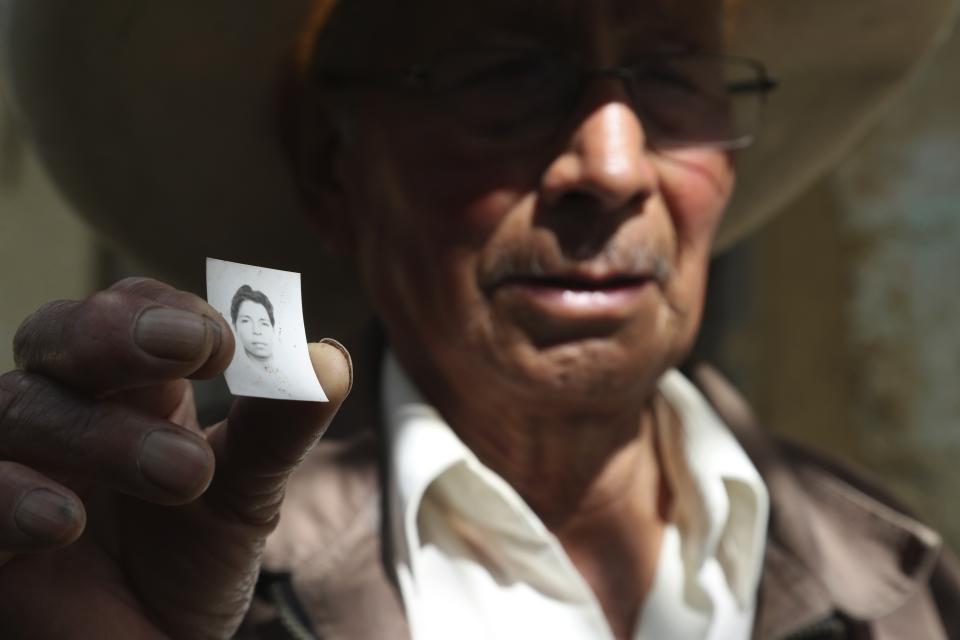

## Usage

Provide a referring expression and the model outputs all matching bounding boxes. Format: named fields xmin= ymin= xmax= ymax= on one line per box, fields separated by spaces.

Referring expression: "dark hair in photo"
xmin=230 ymin=285 xmax=276 ymax=326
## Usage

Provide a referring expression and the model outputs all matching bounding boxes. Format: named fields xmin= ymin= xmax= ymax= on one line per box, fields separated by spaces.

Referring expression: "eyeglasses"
xmin=314 ymin=48 xmax=778 ymax=151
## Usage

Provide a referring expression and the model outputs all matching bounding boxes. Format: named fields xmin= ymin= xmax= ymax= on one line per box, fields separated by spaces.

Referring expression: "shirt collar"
xmin=657 ymin=369 xmax=770 ymax=609
xmin=382 ymin=351 xmax=469 ymax=562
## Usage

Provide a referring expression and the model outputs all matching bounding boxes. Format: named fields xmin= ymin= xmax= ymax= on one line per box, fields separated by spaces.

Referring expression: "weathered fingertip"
xmin=309 ymin=339 xmax=353 ymax=404
xmin=189 ymin=312 xmax=236 ymax=380
xmin=137 ymin=429 xmax=216 ymax=503
xmin=13 ymin=487 xmax=86 ymax=546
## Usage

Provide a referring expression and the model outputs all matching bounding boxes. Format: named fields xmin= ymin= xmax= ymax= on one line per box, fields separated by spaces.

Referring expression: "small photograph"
xmin=206 ymin=258 xmax=327 ymax=402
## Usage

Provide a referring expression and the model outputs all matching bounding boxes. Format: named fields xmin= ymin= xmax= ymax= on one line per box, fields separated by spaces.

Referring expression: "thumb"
xmin=202 ymin=339 xmax=352 ymax=526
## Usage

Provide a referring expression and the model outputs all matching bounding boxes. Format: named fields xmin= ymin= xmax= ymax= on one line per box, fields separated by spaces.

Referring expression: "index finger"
xmin=13 ymin=278 xmax=235 ymax=394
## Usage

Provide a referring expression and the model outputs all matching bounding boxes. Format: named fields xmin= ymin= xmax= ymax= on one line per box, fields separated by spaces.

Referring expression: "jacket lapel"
xmin=688 ymin=364 xmax=944 ymax=639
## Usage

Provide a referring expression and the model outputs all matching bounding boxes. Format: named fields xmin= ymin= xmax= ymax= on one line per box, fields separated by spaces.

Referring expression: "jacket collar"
xmin=687 ymin=363 xmax=943 ymax=638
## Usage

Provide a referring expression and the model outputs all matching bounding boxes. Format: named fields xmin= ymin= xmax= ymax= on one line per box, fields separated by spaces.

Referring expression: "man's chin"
xmin=493 ymin=333 xmax=677 ymax=407
xmin=520 ymin=317 xmax=632 ymax=349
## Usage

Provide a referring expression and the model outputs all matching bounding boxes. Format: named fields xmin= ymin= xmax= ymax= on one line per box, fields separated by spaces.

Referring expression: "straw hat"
xmin=1 ymin=0 xmax=957 ymax=295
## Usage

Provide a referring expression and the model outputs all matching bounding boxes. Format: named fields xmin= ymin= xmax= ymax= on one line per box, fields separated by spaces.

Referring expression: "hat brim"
xmin=718 ymin=0 xmax=958 ymax=251
xmin=1 ymin=0 xmax=957 ymax=285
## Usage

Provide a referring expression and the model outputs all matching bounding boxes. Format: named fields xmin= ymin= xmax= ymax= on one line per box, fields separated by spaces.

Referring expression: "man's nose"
xmin=540 ymin=81 xmax=656 ymax=215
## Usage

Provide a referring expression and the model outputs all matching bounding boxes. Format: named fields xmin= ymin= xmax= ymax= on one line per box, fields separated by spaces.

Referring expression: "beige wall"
xmin=745 ymin=29 xmax=960 ymax=546
xmin=0 ymin=97 xmax=99 ymax=371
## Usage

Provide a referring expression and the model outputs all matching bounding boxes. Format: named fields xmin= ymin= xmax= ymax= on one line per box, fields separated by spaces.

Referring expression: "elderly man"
xmin=0 ymin=0 xmax=958 ymax=638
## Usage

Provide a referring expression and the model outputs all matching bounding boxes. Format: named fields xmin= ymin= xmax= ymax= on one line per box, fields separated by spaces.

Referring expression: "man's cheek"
xmin=656 ymin=153 xmax=733 ymax=248
xmin=671 ymin=187 xmax=727 ymax=249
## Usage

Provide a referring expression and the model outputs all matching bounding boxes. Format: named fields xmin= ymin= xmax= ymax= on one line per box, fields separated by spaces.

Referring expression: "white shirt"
xmin=382 ymin=352 xmax=769 ymax=640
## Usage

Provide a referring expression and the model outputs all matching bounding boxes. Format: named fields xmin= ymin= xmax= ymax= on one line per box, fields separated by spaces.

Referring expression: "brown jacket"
xmin=238 ymin=363 xmax=960 ymax=640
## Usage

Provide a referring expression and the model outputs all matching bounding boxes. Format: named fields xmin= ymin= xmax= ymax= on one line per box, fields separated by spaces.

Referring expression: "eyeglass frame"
xmin=311 ymin=48 xmax=780 ymax=151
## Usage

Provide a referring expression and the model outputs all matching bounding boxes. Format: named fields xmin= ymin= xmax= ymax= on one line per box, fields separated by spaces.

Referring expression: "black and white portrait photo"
xmin=231 ymin=285 xmax=281 ymax=373
xmin=206 ymin=258 xmax=327 ymax=401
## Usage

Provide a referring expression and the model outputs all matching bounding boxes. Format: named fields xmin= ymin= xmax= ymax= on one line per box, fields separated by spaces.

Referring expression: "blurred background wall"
xmin=704 ymin=28 xmax=960 ymax=545
xmin=0 ymin=96 xmax=99 ymax=371
xmin=2 ymin=25 xmax=959 ymax=546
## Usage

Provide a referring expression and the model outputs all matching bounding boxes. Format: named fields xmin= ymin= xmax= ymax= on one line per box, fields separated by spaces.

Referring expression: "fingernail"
xmin=320 ymin=337 xmax=353 ymax=393
xmin=15 ymin=489 xmax=77 ymax=540
xmin=134 ymin=307 xmax=209 ymax=361
xmin=138 ymin=430 xmax=212 ymax=496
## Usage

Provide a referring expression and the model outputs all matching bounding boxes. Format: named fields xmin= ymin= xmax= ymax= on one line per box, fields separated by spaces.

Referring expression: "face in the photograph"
xmin=230 ymin=286 xmax=277 ymax=363
xmin=236 ymin=300 xmax=275 ymax=360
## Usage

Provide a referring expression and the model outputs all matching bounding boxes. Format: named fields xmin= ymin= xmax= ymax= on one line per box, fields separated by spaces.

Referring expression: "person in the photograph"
xmin=231 ymin=285 xmax=277 ymax=368
xmin=228 ymin=284 xmax=295 ymax=398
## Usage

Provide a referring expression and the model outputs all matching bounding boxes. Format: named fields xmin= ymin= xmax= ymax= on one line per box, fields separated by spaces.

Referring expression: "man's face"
xmin=311 ymin=0 xmax=734 ymax=412
xmin=235 ymin=300 xmax=275 ymax=360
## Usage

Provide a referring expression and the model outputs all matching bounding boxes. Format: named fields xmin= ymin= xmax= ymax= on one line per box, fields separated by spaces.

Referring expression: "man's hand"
xmin=0 ymin=278 xmax=351 ymax=639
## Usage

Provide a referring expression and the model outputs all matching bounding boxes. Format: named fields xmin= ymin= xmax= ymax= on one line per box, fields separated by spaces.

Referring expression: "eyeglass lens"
xmin=426 ymin=51 xmax=766 ymax=149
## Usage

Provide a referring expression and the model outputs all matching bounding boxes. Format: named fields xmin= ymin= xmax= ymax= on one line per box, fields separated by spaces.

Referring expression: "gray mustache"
xmin=481 ymin=244 xmax=673 ymax=289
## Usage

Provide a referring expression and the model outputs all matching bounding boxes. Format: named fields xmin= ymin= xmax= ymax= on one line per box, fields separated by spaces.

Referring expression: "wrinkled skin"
xmin=307 ymin=0 xmax=732 ymax=426
xmin=0 ymin=278 xmax=351 ymax=638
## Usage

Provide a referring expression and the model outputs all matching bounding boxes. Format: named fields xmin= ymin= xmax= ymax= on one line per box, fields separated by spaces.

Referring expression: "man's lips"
xmin=479 ymin=243 xmax=674 ymax=333
xmin=495 ymin=273 xmax=652 ymax=291
xmin=490 ymin=272 xmax=660 ymax=319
